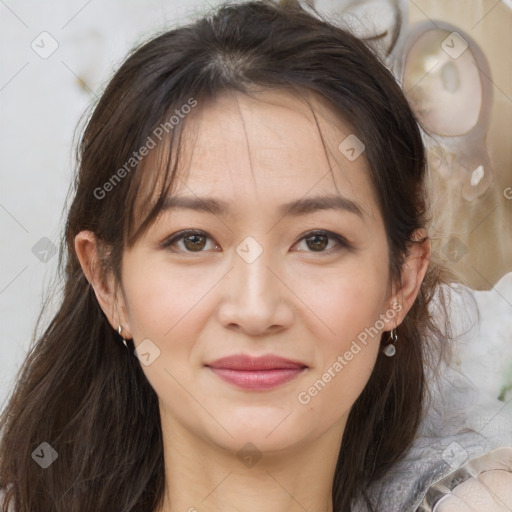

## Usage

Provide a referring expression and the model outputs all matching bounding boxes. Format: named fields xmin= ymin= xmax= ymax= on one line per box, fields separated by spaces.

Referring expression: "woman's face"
xmin=115 ymin=89 xmax=400 ymax=455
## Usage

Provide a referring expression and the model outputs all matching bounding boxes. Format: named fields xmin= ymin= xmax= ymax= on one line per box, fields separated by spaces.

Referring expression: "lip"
xmin=206 ymin=354 xmax=308 ymax=371
xmin=205 ymin=354 xmax=308 ymax=391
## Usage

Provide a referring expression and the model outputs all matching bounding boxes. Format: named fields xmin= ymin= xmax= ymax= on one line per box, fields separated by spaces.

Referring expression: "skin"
xmin=436 ymin=473 xmax=512 ymax=512
xmin=435 ymin=448 xmax=512 ymax=512
xmin=75 ymin=89 xmax=430 ymax=512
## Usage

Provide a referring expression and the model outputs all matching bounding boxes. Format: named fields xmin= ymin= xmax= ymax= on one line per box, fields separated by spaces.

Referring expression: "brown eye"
xmin=295 ymin=230 xmax=350 ymax=254
xmin=305 ymin=233 xmax=329 ymax=251
xmin=161 ymin=230 xmax=217 ymax=253
xmin=182 ymin=233 xmax=207 ymax=252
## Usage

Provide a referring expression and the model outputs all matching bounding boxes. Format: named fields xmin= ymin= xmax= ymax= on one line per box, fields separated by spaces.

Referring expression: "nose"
xmin=216 ymin=239 xmax=293 ymax=336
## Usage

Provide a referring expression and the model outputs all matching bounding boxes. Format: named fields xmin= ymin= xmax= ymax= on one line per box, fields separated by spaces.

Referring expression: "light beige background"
xmin=408 ymin=0 xmax=512 ymax=289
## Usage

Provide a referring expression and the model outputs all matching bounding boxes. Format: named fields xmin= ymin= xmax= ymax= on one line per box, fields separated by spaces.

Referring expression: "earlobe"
xmin=390 ymin=229 xmax=431 ymax=325
xmin=74 ymin=231 xmax=132 ymax=337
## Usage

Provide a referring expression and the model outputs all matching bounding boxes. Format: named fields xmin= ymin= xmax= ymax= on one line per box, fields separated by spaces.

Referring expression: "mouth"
xmin=205 ymin=354 xmax=308 ymax=391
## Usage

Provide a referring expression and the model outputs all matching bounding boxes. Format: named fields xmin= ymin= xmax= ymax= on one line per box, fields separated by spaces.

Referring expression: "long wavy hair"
xmin=0 ymin=1 xmax=448 ymax=511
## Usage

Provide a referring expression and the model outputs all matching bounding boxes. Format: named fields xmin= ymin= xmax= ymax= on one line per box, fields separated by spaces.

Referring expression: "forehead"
xmin=169 ymin=88 xmax=378 ymax=218
xmin=133 ymin=87 xmax=381 ymax=230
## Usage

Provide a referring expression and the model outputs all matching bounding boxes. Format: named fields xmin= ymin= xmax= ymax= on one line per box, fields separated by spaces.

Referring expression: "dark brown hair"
xmin=0 ymin=1 xmax=447 ymax=511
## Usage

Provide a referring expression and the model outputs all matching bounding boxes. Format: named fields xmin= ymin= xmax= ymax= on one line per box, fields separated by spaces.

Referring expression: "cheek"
xmin=292 ymin=256 xmax=387 ymax=412
xmin=291 ymin=255 xmax=389 ymax=346
xmin=122 ymin=257 xmax=209 ymax=341
xmin=121 ymin=258 xmax=213 ymax=396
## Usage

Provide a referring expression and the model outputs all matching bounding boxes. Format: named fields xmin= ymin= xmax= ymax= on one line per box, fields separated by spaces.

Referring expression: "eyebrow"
xmin=161 ymin=194 xmax=364 ymax=219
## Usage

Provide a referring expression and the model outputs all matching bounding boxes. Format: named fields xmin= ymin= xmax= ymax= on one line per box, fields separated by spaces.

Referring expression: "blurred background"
xmin=1 ymin=0 xmax=511 ymax=408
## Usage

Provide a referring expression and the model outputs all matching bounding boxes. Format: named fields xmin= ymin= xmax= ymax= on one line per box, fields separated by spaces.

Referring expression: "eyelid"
xmin=160 ymin=229 xmax=219 ymax=252
xmin=296 ymin=229 xmax=352 ymax=248
xmin=160 ymin=229 xmax=352 ymax=253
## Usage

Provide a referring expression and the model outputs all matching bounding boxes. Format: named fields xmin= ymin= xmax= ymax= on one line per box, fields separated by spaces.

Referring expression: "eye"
xmin=161 ymin=230 xmax=219 ymax=253
xmin=161 ymin=229 xmax=350 ymax=254
xmin=294 ymin=230 xmax=350 ymax=254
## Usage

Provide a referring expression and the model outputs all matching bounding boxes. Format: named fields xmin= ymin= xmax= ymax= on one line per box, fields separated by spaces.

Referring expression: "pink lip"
xmin=205 ymin=354 xmax=308 ymax=390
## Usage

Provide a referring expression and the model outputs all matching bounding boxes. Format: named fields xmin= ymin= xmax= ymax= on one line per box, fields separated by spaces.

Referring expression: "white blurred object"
xmin=389 ymin=16 xmax=495 ymax=202
xmin=359 ymin=274 xmax=512 ymax=512
xmin=448 ymin=272 xmax=512 ymax=405
xmin=425 ymin=272 xmax=512 ymax=441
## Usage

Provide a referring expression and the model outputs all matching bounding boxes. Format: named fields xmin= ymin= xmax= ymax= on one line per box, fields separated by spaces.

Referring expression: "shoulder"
xmin=419 ymin=446 xmax=512 ymax=511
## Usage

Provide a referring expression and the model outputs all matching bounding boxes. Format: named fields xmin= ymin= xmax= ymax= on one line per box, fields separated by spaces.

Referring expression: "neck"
xmin=153 ymin=410 xmax=345 ymax=512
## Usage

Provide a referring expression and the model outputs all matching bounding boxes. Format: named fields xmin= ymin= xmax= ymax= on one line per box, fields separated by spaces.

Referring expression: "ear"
xmin=388 ymin=228 xmax=431 ymax=326
xmin=74 ymin=230 xmax=132 ymax=338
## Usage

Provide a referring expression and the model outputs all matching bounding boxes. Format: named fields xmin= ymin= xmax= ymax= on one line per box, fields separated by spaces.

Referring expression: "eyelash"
xmin=160 ymin=229 xmax=351 ymax=255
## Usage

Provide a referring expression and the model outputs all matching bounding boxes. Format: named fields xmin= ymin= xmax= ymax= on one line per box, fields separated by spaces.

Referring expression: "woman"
xmin=0 ymin=1 xmax=510 ymax=511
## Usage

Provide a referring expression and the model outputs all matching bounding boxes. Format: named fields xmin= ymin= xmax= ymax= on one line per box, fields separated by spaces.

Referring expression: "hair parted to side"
xmin=0 ymin=1 xmax=449 ymax=511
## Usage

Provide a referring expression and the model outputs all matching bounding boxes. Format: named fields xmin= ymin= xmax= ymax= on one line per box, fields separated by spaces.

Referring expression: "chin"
xmin=210 ymin=406 xmax=312 ymax=451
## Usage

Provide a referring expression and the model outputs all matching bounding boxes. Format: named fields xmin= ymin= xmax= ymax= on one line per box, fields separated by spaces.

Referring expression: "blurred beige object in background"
xmin=406 ymin=0 xmax=512 ymax=290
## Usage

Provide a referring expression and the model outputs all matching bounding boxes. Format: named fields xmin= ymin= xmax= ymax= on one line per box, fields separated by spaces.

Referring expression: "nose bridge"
xmin=217 ymin=233 xmax=289 ymax=334
xmin=233 ymin=234 xmax=278 ymax=305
